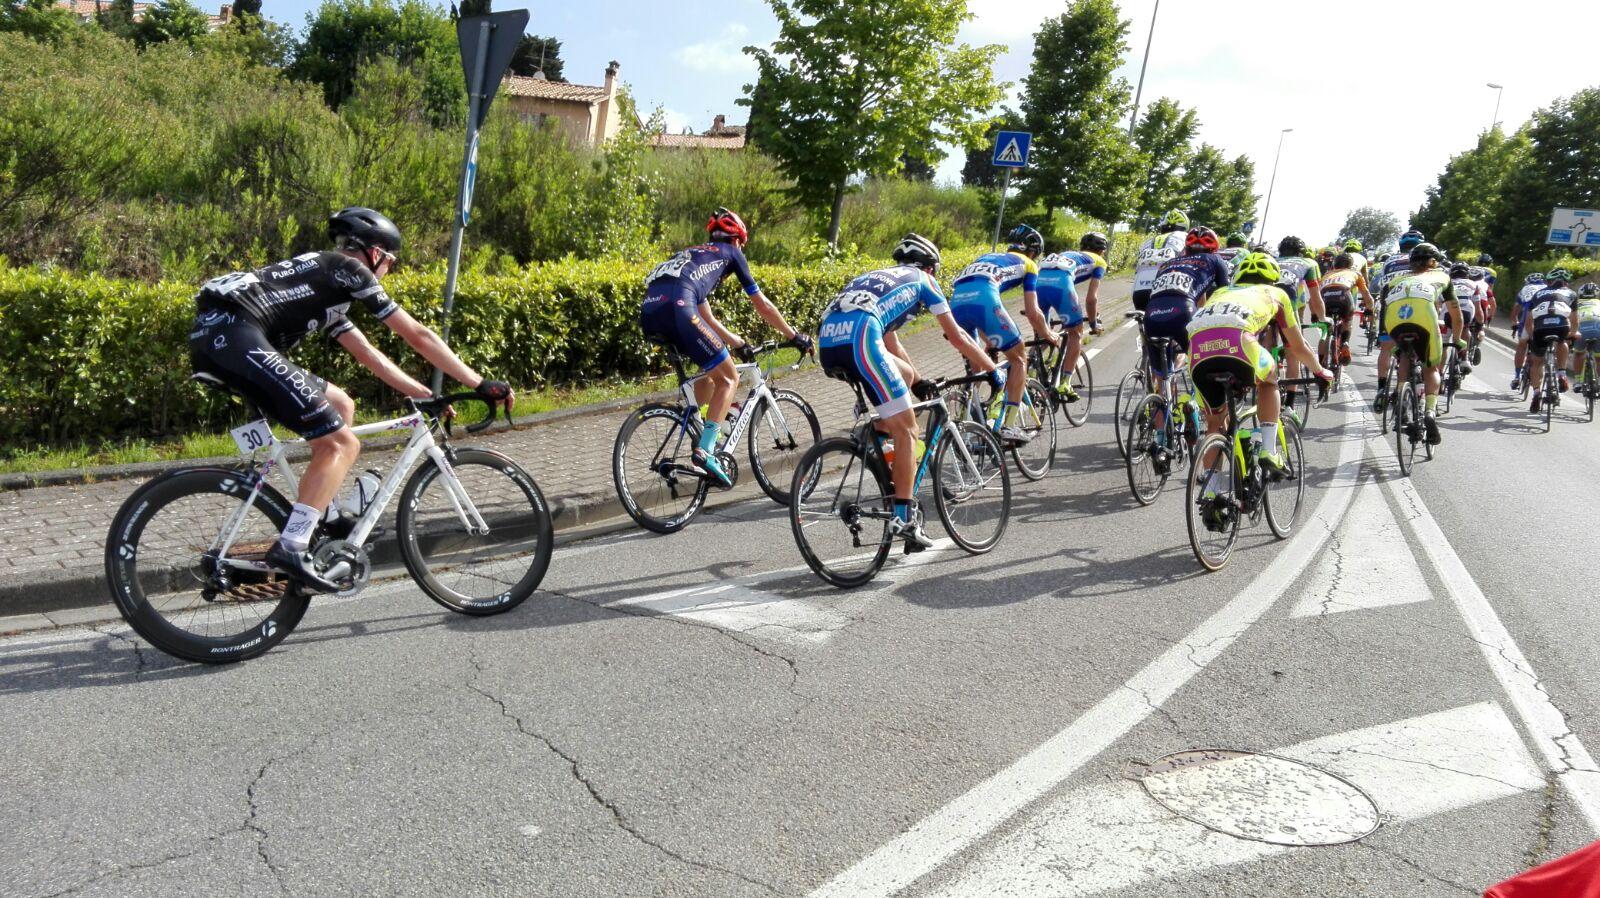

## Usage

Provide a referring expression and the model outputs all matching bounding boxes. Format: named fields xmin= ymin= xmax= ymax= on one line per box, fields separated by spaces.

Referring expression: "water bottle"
xmin=337 ymin=471 xmax=381 ymax=518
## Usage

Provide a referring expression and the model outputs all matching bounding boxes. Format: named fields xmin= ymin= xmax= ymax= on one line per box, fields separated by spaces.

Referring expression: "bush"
xmin=1499 ymin=255 xmax=1600 ymax=310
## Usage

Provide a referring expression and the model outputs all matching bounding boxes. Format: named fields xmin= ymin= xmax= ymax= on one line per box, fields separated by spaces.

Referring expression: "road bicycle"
xmin=1437 ymin=329 xmax=1468 ymax=418
xmin=612 ymin=339 xmax=819 ymax=534
xmin=1124 ymin=337 xmax=1201 ymax=506
xmin=1363 ymin=311 xmax=1379 ymax=356
xmin=106 ymin=390 xmax=552 ymax=663
xmin=1185 ymin=374 xmax=1317 ymax=571
xmin=1533 ymin=336 xmax=1565 ymax=433
xmin=1114 ymin=310 xmax=1151 ymax=460
xmin=1466 ymin=321 xmax=1485 ymax=367
xmin=1387 ymin=332 xmax=1433 ymax=475
xmin=947 ymin=350 xmax=1056 ymax=481
xmin=1278 ymin=321 xmax=1327 ymax=427
xmin=1576 ymin=337 xmax=1599 ymax=422
xmin=788 ymin=371 xmax=1011 ymax=588
xmin=1027 ymin=322 xmax=1093 ymax=428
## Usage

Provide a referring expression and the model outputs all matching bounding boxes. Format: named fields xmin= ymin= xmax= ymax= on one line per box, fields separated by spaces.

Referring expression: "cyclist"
xmin=1217 ymin=233 xmax=1250 ymax=279
xmin=817 ymin=234 xmax=1003 ymax=550
xmin=1511 ymin=272 xmax=1546 ymax=344
xmin=1477 ymin=252 xmax=1498 ymax=306
xmin=1520 ymin=268 xmax=1576 ymax=412
xmin=1035 ymin=231 xmax=1110 ymax=403
xmin=1319 ymin=253 xmax=1374 ymax=366
xmin=188 ymin=207 xmax=512 ymax=592
xmin=1344 ymin=239 xmax=1369 ymax=279
xmin=640 ymin=208 xmax=812 ymax=487
xmin=950 ymin=224 xmax=1057 ymax=445
xmin=1133 ymin=210 xmax=1191 ymax=312
xmin=1142 ymin=227 xmax=1231 ymax=467
xmin=1570 ymin=282 xmax=1600 ymax=395
xmin=1274 ymin=236 xmax=1326 ymax=409
xmin=1186 ymin=252 xmax=1330 ymax=482
xmin=1373 ymin=229 xmax=1430 ymax=408
xmin=1468 ymin=267 xmax=1494 ymax=326
xmin=1380 ymin=243 xmax=1463 ymax=444
xmin=1447 ymin=262 xmax=1480 ymax=373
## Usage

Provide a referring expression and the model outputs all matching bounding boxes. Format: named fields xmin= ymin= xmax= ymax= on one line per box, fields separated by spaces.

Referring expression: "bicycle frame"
xmin=676 ymin=354 xmax=795 ymax=450
xmin=210 ymin=411 xmax=487 ymax=576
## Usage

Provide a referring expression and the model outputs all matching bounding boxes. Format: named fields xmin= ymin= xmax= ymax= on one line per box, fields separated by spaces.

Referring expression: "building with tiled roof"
xmin=58 ymin=0 xmax=236 ymax=28
xmin=648 ymin=115 xmax=748 ymax=151
xmin=502 ymin=61 xmax=624 ymax=148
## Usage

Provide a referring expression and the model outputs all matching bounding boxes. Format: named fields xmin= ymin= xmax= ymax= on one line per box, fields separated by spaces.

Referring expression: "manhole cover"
xmin=1137 ymin=749 xmax=1381 ymax=846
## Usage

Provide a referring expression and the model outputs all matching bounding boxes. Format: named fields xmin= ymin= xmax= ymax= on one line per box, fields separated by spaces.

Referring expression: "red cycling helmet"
xmin=707 ymin=207 xmax=749 ymax=245
xmin=1184 ymin=226 xmax=1220 ymax=254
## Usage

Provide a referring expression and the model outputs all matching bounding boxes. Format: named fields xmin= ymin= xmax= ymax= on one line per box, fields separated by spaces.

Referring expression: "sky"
xmin=258 ymin=0 xmax=1599 ymax=245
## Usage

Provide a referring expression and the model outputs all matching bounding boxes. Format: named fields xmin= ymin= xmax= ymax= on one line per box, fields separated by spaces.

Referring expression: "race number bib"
xmin=1151 ymin=270 xmax=1195 ymax=296
xmin=201 ymin=271 xmax=261 ymax=296
xmin=1191 ymin=301 xmax=1252 ymax=330
xmin=231 ymin=419 xmax=275 ymax=456
xmin=645 ymin=251 xmax=692 ymax=285
xmin=832 ymin=290 xmax=879 ymax=314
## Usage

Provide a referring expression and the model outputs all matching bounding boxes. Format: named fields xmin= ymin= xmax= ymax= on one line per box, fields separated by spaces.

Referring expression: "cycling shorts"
xmin=1036 ymin=283 xmax=1084 ymax=327
xmin=1143 ymin=295 xmax=1194 ymax=375
xmin=1322 ymin=293 xmax=1354 ymax=321
xmin=1383 ymin=297 xmax=1443 ymax=367
xmin=1530 ymin=322 xmax=1569 ymax=355
xmin=188 ymin=310 xmax=345 ymax=440
xmin=949 ymin=283 xmax=1021 ymax=352
xmin=1187 ymin=326 xmax=1275 ymax=412
xmin=817 ymin=313 xmax=911 ymax=418
xmin=1444 ymin=303 xmax=1474 ymax=332
xmin=641 ymin=290 xmax=728 ymax=374
xmin=1578 ymin=319 xmax=1600 ymax=343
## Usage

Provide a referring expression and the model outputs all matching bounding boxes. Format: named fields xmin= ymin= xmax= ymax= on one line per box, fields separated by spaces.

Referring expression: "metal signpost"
xmin=1546 ymin=207 xmax=1600 ymax=248
xmin=433 ymin=8 xmax=529 ymax=393
xmin=990 ymin=130 xmax=1031 ymax=251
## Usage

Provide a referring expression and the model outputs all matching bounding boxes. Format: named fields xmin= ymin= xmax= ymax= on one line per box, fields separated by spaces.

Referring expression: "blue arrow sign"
xmin=992 ymin=131 xmax=1031 ymax=168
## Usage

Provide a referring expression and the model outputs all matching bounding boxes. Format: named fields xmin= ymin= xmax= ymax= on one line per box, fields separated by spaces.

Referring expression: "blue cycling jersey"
xmin=1039 ymin=251 xmax=1107 ymax=287
xmin=1149 ymin=252 xmax=1232 ymax=304
xmin=818 ymin=266 xmax=949 ymax=347
xmin=644 ymin=242 xmax=760 ymax=303
xmin=952 ymin=252 xmax=1039 ymax=294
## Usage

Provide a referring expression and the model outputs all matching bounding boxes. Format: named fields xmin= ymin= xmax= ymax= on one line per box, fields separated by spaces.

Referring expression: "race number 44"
xmin=231 ymin=419 xmax=275 ymax=456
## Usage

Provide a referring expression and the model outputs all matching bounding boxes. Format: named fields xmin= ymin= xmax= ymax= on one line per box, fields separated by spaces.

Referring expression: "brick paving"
xmin=0 ymin=281 xmax=1131 ymax=613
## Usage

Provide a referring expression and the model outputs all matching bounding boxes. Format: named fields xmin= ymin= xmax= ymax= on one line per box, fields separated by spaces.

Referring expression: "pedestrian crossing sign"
xmin=992 ymin=131 xmax=1031 ymax=168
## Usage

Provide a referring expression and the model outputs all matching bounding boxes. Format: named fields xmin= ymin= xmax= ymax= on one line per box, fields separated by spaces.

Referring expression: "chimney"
xmin=712 ymin=114 xmax=726 ymax=134
xmin=604 ymin=60 xmax=620 ymax=93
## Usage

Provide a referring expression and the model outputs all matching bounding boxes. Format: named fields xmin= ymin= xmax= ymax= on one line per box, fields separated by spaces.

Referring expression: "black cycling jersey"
xmin=195 ymin=251 xmax=399 ymax=351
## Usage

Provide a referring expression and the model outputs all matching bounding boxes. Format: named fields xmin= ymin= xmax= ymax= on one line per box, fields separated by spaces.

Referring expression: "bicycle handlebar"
xmin=412 ymin=392 xmax=511 ymax=436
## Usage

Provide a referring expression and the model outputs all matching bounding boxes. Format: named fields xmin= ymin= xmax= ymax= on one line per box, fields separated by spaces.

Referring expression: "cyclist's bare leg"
xmin=695 ymin=357 xmax=740 ymax=423
xmin=882 ymin=408 xmax=918 ymax=503
xmin=298 ymin=383 xmax=359 ymax=512
xmin=1514 ymin=334 xmax=1531 ymax=372
xmin=1003 ymin=344 xmax=1027 ymax=408
xmin=1060 ymin=322 xmax=1085 ymax=378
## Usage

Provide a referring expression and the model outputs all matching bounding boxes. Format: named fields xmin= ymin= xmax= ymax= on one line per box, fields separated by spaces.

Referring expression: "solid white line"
xmin=926 ymin=703 xmax=1541 ymax=898
xmin=806 ymin=379 xmax=1369 ymax=898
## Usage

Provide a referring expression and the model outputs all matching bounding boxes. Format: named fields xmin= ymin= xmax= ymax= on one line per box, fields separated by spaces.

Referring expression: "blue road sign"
xmin=1242 ymin=220 xmax=1256 ymax=235
xmin=992 ymin=131 xmax=1032 ymax=168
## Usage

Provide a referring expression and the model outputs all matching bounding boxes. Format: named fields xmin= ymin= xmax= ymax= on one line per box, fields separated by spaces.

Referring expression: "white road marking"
xmin=609 ymin=580 xmax=850 ymax=645
xmin=924 ymin=703 xmax=1541 ymax=898
xmin=1289 ymin=484 xmax=1431 ymax=617
xmin=519 ymin=824 xmax=544 ymax=838
xmin=807 ymin=379 xmax=1369 ymax=898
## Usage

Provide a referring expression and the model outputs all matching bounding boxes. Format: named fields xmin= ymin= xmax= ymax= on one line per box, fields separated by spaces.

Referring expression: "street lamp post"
xmin=1487 ymin=82 xmax=1504 ymax=132
xmin=1127 ymin=0 xmax=1160 ymax=138
xmin=1256 ymin=128 xmax=1293 ymax=246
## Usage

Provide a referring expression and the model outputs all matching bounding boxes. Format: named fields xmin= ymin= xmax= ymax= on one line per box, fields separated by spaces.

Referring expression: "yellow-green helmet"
xmin=1160 ymin=209 xmax=1190 ymax=232
xmin=1236 ymin=251 xmax=1282 ymax=284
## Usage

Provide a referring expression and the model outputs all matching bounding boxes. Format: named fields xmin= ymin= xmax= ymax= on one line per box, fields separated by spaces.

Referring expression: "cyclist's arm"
xmin=1275 ymin=301 xmax=1325 ymax=374
xmin=697 ymin=299 xmax=744 ymax=349
xmin=1021 ymin=288 xmax=1055 ymax=345
xmin=1444 ymin=284 xmax=1465 ymax=343
xmin=379 ymin=308 xmax=485 ymax=391
xmin=882 ymin=329 xmax=917 ymax=384
xmin=1082 ymin=278 xmax=1101 ymax=331
xmin=749 ymin=291 xmax=799 ymax=340
xmin=1306 ymin=279 xmax=1326 ymax=321
xmin=1356 ymin=276 xmax=1374 ymax=312
xmin=935 ymin=311 xmax=999 ymax=374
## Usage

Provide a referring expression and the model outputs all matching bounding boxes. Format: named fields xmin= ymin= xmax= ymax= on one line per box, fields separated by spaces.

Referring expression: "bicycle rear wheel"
xmin=104 ymin=468 xmax=309 ymax=664
xmin=747 ymin=388 xmax=821 ymax=506
xmin=613 ymin=404 xmax=710 ymax=534
xmin=1009 ymin=379 xmax=1056 ymax=481
xmin=1438 ymin=346 xmax=1456 ymax=416
xmin=1264 ymin=416 xmax=1306 ymax=538
xmin=1395 ymin=384 xmax=1419 ymax=476
xmin=1186 ymin=433 xmax=1239 ymax=572
xmin=933 ymin=421 xmax=1011 ymax=554
xmin=1060 ymin=352 xmax=1093 ymax=427
xmin=1587 ymin=363 xmax=1596 ymax=422
xmin=397 ymin=448 xmax=553 ymax=615
xmin=789 ymin=438 xmax=892 ymax=588
xmin=1124 ymin=393 xmax=1170 ymax=506
xmin=1113 ymin=368 xmax=1147 ymax=459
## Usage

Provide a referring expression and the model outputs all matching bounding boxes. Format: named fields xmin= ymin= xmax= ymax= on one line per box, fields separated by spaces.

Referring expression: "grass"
xmin=0 ymin=348 xmax=809 ymax=478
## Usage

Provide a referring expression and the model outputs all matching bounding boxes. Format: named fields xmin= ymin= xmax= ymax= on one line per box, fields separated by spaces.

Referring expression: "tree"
xmin=742 ymin=0 xmax=1004 ymax=246
xmin=1482 ymin=89 xmax=1600 ymax=264
xmin=960 ymin=113 xmax=1020 ymax=189
xmin=1130 ymin=97 xmax=1197 ymax=227
xmin=1412 ymin=127 xmax=1529 ymax=257
xmin=0 ymin=0 xmax=79 ymax=41
xmin=1185 ymin=145 xmax=1256 ymax=235
xmin=133 ymin=0 xmax=211 ymax=48
xmin=291 ymin=0 xmax=463 ymax=125
xmin=458 ymin=0 xmax=490 ymax=15
xmin=233 ymin=0 xmax=263 ymax=17
xmin=1017 ymin=0 xmax=1141 ymax=223
xmin=1336 ymin=206 xmax=1401 ymax=254
xmin=97 ymin=0 xmax=138 ymax=39
xmin=899 ymin=151 xmax=935 ymax=182
xmin=509 ymin=34 xmax=563 ymax=81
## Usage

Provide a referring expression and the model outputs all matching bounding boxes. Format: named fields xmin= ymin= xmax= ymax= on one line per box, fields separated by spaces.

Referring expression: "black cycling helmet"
xmin=1079 ymin=231 xmax=1109 ymax=253
xmin=1580 ymin=282 xmax=1600 ymax=298
xmin=1007 ymin=224 xmax=1044 ymax=257
xmin=1449 ymin=261 xmax=1470 ymax=278
xmin=328 ymin=207 xmax=403 ymax=254
xmin=1547 ymin=268 xmax=1572 ymax=285
xmin=892 ymin=232 xmax=941 ymax=272
xmin=1278 ymin=235 xmax=1307 ymax=257
xmin=1398 ymin=228 xmax=1425 ymax=251
xmin=1225 ymin=232 xmax=1246 ymax=248
xmin=1334 ymin=253 xmax=1353 ymax=269
xmin=1409 ymin=242 xmax=1444 ymax=267
xmin=1477 ymin=252 xmax=1494 ymax=265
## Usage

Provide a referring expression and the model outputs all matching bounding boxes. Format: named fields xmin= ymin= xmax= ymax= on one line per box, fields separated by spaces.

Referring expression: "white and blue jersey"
xmin=1036 ymin=251 xmax=1107 ymax=327
xmin=818 ymin=266 xmax=949 ymax=417
xmin=949 ymin=251 xmax=1036 ymax=351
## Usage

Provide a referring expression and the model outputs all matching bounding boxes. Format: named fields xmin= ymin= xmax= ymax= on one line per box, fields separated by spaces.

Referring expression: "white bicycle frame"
xmin=679 ymin=356 xmax=799 ymax=452
xmin=210 ymin=410 xmax=488 ymax=576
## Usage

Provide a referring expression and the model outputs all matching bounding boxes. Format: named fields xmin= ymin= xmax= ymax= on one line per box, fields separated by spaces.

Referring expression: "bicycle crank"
xmin=312 ymin=539 xmax=372 ymax=598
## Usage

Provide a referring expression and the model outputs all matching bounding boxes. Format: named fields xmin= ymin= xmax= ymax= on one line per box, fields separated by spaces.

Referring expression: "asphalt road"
xmin=4 ymin=319 xmax=1599 ymax=897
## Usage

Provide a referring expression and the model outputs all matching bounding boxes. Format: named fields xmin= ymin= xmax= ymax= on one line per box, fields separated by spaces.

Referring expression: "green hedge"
xmin=1498 ymin=255 xmax=1600 ymax=310
xmin=2 ymin=247 xmax=1016 ymax=448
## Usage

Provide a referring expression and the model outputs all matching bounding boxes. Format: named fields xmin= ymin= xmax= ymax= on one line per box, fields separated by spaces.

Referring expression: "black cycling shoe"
xmin=265 ymin=542 xmax=344 ymax=594
xmin=1423 ymin=415 xmax=1442 ymax=446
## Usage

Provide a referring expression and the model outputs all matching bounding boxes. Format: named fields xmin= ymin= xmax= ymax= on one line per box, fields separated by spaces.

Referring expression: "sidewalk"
xmin=0 ymin=280 xmax=1132 ymax=623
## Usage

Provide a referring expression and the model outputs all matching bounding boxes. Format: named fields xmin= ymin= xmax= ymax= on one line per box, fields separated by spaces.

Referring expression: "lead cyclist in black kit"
xmin=188 ymin=207 xmax=513 ymax=592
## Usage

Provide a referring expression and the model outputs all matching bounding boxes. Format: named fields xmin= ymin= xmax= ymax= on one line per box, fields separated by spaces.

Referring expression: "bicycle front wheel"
xmin=613 ymin=404 xmax=710 ymax=534
xmin=748 ymin=388 xmax=822 ymax=506
xmin=1587 ymin=366 xmax=1596 ymax=422
xmin=789 ymin=438 xmax=892 ymax=588
xmin=933 ymin=421 xmax=1011 ymax=554
xmin=397 ymin=448 xmax=553 ymax=615
xmin=1125 ymin=393 xmax=1170 ymax=505
xmin=1010 ymin=379 xmax=1057 ymax=481
xmin=1186 ymin=433 xmax=1239 ymax=572
xmin=1264 ymin=416 xmax=1306 ymax=538
xmin=1061 ymin=352 xmax=1093 ymax=427
xmin=104 ymin=468 xmax=309 ymax=664
xmin=1113 ymin=369 xmax=1148 ymax=459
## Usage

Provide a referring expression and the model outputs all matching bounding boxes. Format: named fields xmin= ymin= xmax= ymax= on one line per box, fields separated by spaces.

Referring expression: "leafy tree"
xmin=1335 ymin=206 xmax=1401 ymax=253
xmin=458 ymin=0 xmax=489 ymax=15
xmin=233 ymin=0 xmax=263 ymax=18
xmin=1412 ymin=127 xmax=1529 ymax=257
xmin=960 ymin=113 xmax=1021 ymax=189
xmin=1017 ymin=0 xmax=1141 ymax=223
xmin=291 ymin=0 xmax=463 ymax=126
xmin=741 ymin=0 xmax=1004 ymax=246
xmin=205 ymin=13 xmax=296 ymax=66
xmin=1184 ymin=144 xmax=1256 ymax=235
xmin=509 ymin=34 xmax=563 ymax=81
xmin=97 ymin=0 xmax=138 ymax=39
xmin=899 ymin=151 xmax=935 ymax=182
xmin=1130 ymin=97 xmax=1197 ymax=227
xmin=1483 ymin=89 xmax=1600 ymax=264
xmin=0 ymin=0 xmax=79 ymax=41
xmin=133 ymin=0 xmax=211 ymax=48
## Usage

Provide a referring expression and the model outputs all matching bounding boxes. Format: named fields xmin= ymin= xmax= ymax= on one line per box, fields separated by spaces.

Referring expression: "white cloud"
xmin=674 ymin=23 xmax=757 ymax=74
xmin=659 ymin=108 xmax=694 ymax=135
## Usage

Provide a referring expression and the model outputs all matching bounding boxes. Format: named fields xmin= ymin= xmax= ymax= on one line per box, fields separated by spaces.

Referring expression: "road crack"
xmin=1358 ymin=842 xmax=1477 ymax=896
